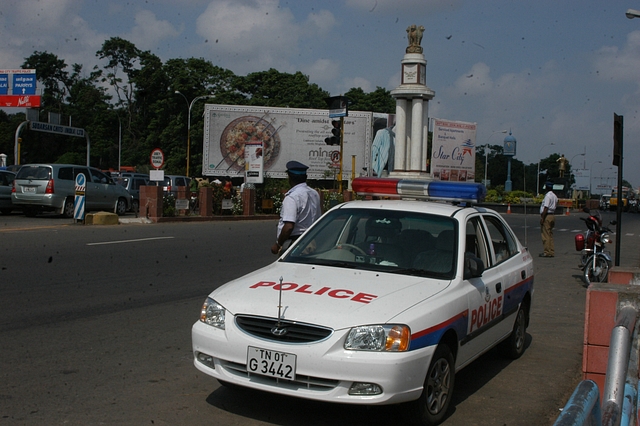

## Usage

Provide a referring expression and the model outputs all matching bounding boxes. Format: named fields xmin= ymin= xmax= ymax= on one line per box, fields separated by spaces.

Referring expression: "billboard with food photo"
xmin=202 ymin=104 xmax=372 ymax=180
xmin=430 ymin=118 xmax=477 ymax=182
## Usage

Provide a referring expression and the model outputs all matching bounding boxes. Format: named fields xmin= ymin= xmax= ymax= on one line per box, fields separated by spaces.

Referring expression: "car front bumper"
xmin=192 ymin=318 xmax=434 ymax=405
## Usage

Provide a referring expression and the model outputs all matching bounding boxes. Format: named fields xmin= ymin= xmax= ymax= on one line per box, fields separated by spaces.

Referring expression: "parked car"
xmin=163 ymin=175 xmax=190 ymax=197
xmin=192 ymin=178 xmax=534 ymax=425
xmin=11 ymin=164 xmax=132 ymax=217
xmin=113 ymin=173 xmax=150 ymax=212
xmin=0 ymin=170 xmax=16 ymax=214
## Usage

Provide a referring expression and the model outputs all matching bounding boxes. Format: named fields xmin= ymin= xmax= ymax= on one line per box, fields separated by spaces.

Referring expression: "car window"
xmin=58 ymin=167 xmax=73 ymax=180
xmin=283 ymin=208 xmax=457 ymax=278
xmin=465 ymin=217 xmax=490 ymax=269
xmin=90 ymin=168 xmax=108 ymax=184
xmin=132 ymin=178 xmax=147 ymax=190
xmin=17 ymin=166 xmax=51 ymax=180
xmin=482 ymin=215 xmax=519 ymax=264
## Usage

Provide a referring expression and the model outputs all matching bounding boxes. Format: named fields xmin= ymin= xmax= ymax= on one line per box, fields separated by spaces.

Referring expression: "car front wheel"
xmin=403 ymin=344 xmax=455 ymax=426
xmin=115 ymin=197 xmax=127 ymax=216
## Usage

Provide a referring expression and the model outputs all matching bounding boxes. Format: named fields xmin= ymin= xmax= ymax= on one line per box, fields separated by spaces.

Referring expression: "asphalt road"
xmin=1 ymin=209 xmax=639 ymax=425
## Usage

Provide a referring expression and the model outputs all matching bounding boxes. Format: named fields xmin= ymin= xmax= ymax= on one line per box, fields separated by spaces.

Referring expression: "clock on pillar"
xmin=503 ymin=132 xmax=516 ymax=157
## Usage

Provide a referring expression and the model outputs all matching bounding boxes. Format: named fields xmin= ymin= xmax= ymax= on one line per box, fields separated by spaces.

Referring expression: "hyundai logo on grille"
xmin=271 ymin=326 xmax=288 ymax=336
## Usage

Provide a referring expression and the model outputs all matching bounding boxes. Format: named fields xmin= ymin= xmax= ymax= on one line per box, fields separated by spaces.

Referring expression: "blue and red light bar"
xmin=352 ymin=177 xmax=486 ymax=204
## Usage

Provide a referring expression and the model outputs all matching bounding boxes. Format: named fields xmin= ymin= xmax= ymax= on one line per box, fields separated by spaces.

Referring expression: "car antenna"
xmin=277 ymin=276 xmax=284 ymax=326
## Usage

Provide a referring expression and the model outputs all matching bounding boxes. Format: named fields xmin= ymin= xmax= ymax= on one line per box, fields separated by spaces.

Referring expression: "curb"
xmin=119 ymin=214 xmax=280 ymax=224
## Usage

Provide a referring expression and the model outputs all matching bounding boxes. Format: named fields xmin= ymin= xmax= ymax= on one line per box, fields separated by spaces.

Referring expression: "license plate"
xmin=247 ymin=346 xmax=296 ymax=380
xmin=25 ymin=187 xmax=36 ymax=193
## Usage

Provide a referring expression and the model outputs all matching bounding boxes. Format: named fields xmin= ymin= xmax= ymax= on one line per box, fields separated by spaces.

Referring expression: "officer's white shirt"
xmin=540 ymin=190 xmax=558 ymax=214
xmin=277 ymin=183 xmax=321 ymax=238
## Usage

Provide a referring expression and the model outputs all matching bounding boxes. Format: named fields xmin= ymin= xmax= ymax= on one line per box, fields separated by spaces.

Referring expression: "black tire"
xmin=62 ymin=197 xmax=74 ymax=218
xmin=403 ymin=344 xmax=455 ymax=426
xmin=583 ymin=255 xmax=610 ymax=285
xmin=499 ymin=304 xmax=528 ymax=359
xmin=115 ymin=197 xmax=127 ymax=216
xmin=132 ymin=199 xmax=139 ymax=213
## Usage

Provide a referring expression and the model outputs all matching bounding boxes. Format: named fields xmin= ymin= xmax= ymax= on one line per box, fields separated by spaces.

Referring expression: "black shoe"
xmin=539 ymin=253 xmax=554 ymax=257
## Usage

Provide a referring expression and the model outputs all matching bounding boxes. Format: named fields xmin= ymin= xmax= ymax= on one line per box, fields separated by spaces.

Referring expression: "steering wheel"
xmin=335 ymin=244 xmax=367 ymax=256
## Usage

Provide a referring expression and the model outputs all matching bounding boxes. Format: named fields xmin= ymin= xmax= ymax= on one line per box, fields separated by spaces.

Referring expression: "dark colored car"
xmin=0 ymin=170 xmax=16 ymax=214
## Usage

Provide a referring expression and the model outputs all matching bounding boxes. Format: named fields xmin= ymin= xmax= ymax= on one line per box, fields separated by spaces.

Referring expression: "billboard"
xmin=430 ymin=118 xmax=477 ymax=182
xmin=202 ymin=104 xmax=372 ymax=180
xmin=572 ymin=169 xmax=590 ymax=191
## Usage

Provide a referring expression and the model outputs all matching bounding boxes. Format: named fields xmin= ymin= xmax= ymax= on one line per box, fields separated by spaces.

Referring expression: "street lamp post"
xmin=482 ymin=130 xmax=508 ymax=187
xmin=536 ymin=143 xmax=555 ymax=197
xmin=117 ymin=116 xmax=122 ymax=171
xmin=589 ymin=160 xmax=602 ymax=194
xmin=174 ymin=91 xmax=215 ymax=177
xmin=570 ymin=153 xmax=584 ymax=165
xmin=626 ymin=9 xmax=640 ymax=19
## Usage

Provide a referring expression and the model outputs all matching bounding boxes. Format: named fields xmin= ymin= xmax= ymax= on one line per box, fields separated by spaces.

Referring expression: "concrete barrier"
xmin=85 ymin=212 xmax=119 ymax=225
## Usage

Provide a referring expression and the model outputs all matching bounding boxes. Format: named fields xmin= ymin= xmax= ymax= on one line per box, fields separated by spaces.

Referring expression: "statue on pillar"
xmin=557 ymin=154 xmax=568 ymax=177
xmin=406 ymin=24 xmax=425 ymax=54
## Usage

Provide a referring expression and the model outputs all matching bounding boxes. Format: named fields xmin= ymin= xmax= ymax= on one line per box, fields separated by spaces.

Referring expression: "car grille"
xmin=235 ymin=315 xmax=333 ymax=343
xmin=221 ymin=359 xmax=339 ymax=391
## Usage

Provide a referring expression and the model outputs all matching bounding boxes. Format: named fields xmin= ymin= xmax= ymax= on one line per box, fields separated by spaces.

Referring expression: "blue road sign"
xmin=13 ymin=73 xmax=36 ymax=95
xmin=74 ymin=173 xmax=86 ymax=221
xmin=0 ymin=74 xmax=8 ymax=95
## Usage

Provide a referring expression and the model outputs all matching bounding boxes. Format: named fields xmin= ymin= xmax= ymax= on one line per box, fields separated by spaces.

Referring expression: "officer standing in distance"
xmin=271 ymin=161 xmax=322 ymax=254
xmin=540 ymin=181 xmax=558 ymax=257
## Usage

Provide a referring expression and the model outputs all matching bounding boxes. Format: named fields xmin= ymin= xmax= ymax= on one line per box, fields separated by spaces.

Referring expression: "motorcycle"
xmin=575 ymin=208 xmax=614 ymax=285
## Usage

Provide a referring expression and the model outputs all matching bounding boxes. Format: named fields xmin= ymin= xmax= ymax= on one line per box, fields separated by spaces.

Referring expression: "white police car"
xmin=192 ymin=178 xmax=534 ymax=425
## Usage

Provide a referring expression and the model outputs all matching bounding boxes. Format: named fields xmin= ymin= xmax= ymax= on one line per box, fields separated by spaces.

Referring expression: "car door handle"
xmin=496 ymin=282 xmax=502 ymax=293
xmin=521 ymin=270 xmax=526 ymax=280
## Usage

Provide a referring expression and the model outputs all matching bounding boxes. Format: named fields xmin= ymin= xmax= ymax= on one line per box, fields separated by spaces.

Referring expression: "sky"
xmin=2 ymin=0 xmax=640 ymax=187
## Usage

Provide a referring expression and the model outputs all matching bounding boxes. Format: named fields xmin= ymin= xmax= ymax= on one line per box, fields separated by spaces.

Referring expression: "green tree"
xmin=234 ymin=69 xmax=329 ymax=108
xmin=344 ymin=87 xmax=395 ymax=113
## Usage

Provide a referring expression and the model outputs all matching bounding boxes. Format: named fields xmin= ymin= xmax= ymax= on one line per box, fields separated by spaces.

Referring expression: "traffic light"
xmin=325 ymin=120 xmax=341 ymax=145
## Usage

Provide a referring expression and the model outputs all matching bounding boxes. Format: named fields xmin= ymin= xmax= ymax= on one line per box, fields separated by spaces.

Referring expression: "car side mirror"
xmin=464 ymin=252 xmax=485 ymax=279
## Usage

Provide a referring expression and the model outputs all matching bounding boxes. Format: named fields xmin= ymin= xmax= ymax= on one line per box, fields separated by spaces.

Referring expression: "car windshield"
xmin=16 ymin=166 xmax=51 ymax=180
xmin=282 ymin=207 xmax=457 ymax=279
xmin=114 ymin=177 xmax=130 ymax=188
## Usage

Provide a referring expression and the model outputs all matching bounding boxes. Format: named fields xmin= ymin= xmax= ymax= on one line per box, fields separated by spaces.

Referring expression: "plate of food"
xmin=219 ymin=116 xmax=281 ymax=172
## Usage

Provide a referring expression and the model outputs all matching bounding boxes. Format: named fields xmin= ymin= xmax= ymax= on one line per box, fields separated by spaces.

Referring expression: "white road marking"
xmin=87 ymin=236 xmax=175 ymax=246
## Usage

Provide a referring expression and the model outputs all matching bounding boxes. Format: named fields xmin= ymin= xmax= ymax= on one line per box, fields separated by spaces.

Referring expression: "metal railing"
xmin=554 ymin=305 xmax=638 ymax=426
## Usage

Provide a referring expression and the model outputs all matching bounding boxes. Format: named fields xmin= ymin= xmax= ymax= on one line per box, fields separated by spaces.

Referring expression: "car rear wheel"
xmin=403 ymin=344 xmax=454 ymax=425
xmin=115 ymin=197 xmax=127 ymax=216
xmin=62 ymin=197 xmax=74 ymax=218
xmin=132 ymin=199 xmax=139 ymax=213
xmin=498 ymin=304 xmax=528 ymax=359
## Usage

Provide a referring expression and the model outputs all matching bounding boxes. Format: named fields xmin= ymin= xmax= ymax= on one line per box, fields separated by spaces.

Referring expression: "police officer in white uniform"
xmin=271 ymin=161 xmax=322 ymax=254
xmin=539 ymin=181 xmax=558 ymax=257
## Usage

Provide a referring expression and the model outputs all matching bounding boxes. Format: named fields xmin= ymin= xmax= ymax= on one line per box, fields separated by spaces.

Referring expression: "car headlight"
xmin=199 ymin=298 xmax=226 ymax=329
xmin=344 ymin=325 xmax=410 ymax=351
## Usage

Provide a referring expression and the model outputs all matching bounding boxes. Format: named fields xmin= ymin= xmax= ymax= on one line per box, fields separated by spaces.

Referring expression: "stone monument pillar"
xmin=389 ymin=24 xmax=436 ymax=178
